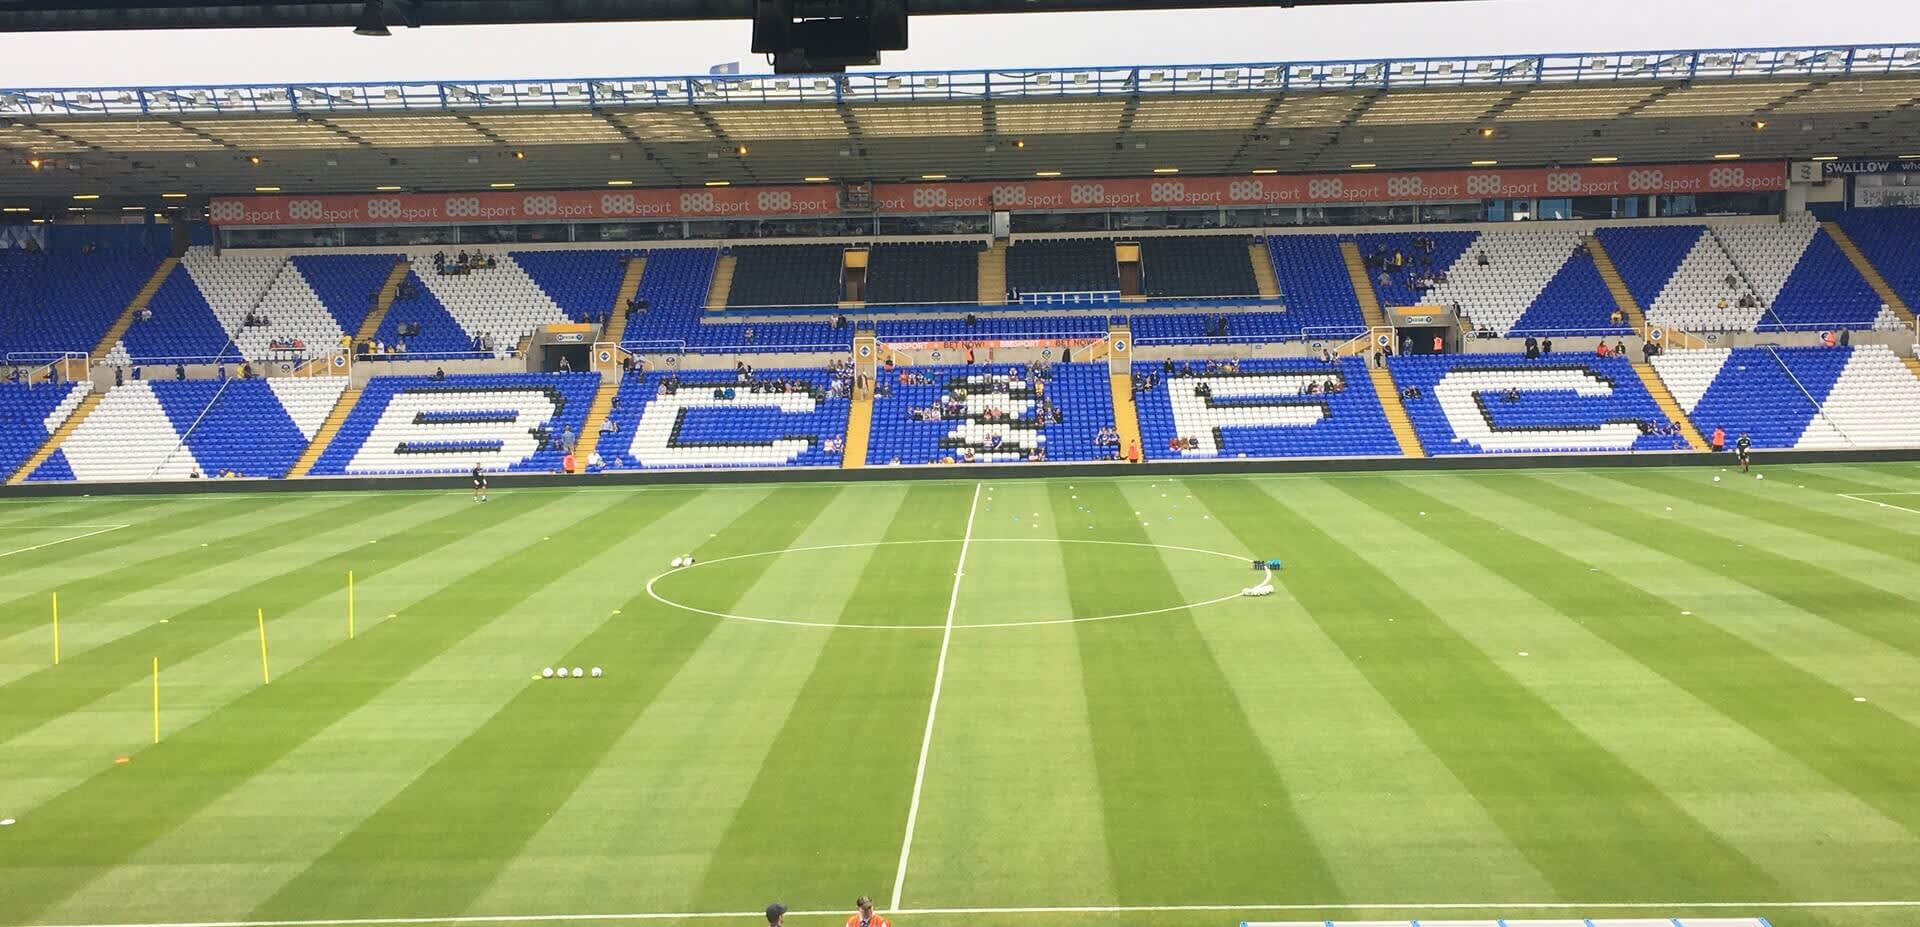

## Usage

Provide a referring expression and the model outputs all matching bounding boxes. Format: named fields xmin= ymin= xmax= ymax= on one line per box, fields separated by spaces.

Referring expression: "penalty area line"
xmin=890 ymin=480 xmax=981 ymax=912
xmin=1837 ymin=493 xmax=1920 ymax=516
xmin=0 ymin=523 xmax=129 ymax=559
xmin=18 ymin=899 xmax=1920 ymax=927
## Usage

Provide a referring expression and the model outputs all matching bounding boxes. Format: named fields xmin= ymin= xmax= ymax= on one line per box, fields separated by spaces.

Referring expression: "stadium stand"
xmin=1654 ymin=345 xmax=1920 ymax=450
xmin=866 ymin=362 xmax=1114 ymax=464
xmin=598 ymin=367 xmax=852 ymax=470
xmin=112 ymin=258 xmax=241 ymax=363
xmin=0 ymin=382 xmax=89 ymax=478
xmin=1263 ymin=235 xmax=1370 ymax=337
xmin=1835 ymin=208 xmax=1920 ymax=315
xmin=290 ymin=253 xmax=402 ymax=343
xmin=1713 ymin=215 xmax=1890 ymax=331
xmin=309 ymin=372 xmax=599 ymax=475
xmin=511 ymin=248 xmax=648 ymax=325
xmin=0 ymin=250 xmax=163 ymax=360
xmin=1140 ymin=236 xmax=1258 ymax=298
xmin=1006 ymin=239 xmax=1119 ymax=297
xmin=1133 ymin=358 xmax=1399 ymax=460
xmin=1388 ymin=353 xmax=1690 ymax=454
xmin=1350 ymin=231 xmax=1478 ymax=309
xmin=1592 ymin=225 xmax=1754 ymax=332
xmin=25 ymin=377 xmax=347 ymax=482
xmin=725 ymin=245 xmax=845 ymax=308
xmin=865 ymin=243 xmax=979 ymax=306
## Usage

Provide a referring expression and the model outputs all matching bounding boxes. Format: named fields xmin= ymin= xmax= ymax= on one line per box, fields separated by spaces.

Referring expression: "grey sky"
xmin=0 ymin=0 xmax=1914 ymax=88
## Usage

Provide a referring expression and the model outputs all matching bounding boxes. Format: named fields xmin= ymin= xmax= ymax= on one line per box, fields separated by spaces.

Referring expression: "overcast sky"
xmin=0 ymin=0 xmax=1914 ymax=88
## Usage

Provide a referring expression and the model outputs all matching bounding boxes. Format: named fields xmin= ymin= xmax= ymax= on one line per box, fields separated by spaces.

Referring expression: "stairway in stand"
xmin=1824 ymin=221 xmax=1918 ymax=329
xmin=1249 ymin=241 xmax=1280 ymax=299
xmin=978 ymin=241 xmax=1008 ymax=305
xmin=841 ymin=377 xmax=873 ymax=470
xmin=285 ymin=387 xmax=362 ymax=478
xmin=1338 ymin=241 xmax=1388 ymax=329
xmin=1586 ymin=235 xmax=1649 ymax=333
xmin=706 ymin=253 xmax=737 ymax=309
xmin=92 ymin=257 xmax=179 ymax=363
xmin=1632 ymin=362 xmax=1708 ymax=451
xmin=1106 ymin=323 xmax=1142 ymax=458
xmin=354 ymin=259 xmax=413 ymax=346
xmin=600 ymin=255 xmax=647 ymax=348
xmin=572 ymin=371 xmax=622 ymax=469
xmin=1367 ymin=365 xmax=1424 ymax=457
xmin=1901 ymin=353 xmax=1920 ymax=385
xmin=8 ymin=392 xmax=101 ymax=485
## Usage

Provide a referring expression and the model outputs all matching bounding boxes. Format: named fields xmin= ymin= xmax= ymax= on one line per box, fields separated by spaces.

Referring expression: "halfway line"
xmin=890 ymin=480 xmax=981 ymax=911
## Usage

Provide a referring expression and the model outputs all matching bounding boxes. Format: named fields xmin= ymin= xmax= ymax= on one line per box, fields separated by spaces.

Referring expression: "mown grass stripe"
xmin=1058 ymin=482 xmax=1341 ymax=905
xmin=0 ymin=490 xmax=613 ymax=924
xmin=1344 ymin=474 xmax=1920 ymax=841
xmin=1495 ymin=473 xmax=1920 ymax=661
xmin=690 ymin=483 xmax=968 ymax=913
xmin=1598 ymin=470 xmax=1920 ymax=561
xmin=244 ymin=489 xmax=812 ymax=920
xmin=0 ymin=495 xmax=472 ymax=745
xmin=0 ymin=496 xmax=296 ymax=600
xmin=1193 ymin=478 xmax=1787 ymax=903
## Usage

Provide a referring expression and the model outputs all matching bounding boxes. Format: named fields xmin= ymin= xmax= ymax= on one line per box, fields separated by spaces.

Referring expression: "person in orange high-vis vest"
xmin=847 ymin=896 xmax=890 ymax=927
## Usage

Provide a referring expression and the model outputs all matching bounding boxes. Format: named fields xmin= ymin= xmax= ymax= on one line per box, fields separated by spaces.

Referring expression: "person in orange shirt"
xmin=848 ymin=896 xmax=890 ymax=927
xmin=1711 ymin=426 xmax=1726 ymax=452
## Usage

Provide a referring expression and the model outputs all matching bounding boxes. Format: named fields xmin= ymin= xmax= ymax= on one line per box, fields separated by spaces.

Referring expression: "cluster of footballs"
xmin=670 ymin=556 xmax=697 ymax=568
xmin=543 ymin=667 xmax=603 ymax=679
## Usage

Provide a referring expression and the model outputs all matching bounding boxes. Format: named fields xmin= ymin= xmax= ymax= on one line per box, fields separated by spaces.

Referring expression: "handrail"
xmin=150 ymin=374 xmax=235 ymax=479
xmin=1763 ymin=345 xmax=1854 ymax=447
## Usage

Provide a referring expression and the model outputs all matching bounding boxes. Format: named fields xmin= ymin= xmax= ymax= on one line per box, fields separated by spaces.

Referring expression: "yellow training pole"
xmin=257 ymin=608 xmax=271 ymax=685
xmin=348 ymin=571 xmax=355 ymax=640
xmin=51 ymin=592 xmax=59 ymax=665
xmin=152 ymin=658 xmax=160 ymax=743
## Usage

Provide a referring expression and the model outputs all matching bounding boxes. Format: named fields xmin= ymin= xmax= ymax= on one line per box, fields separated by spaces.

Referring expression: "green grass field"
xmin=3 ymin=463 xmax=1920 ymax=927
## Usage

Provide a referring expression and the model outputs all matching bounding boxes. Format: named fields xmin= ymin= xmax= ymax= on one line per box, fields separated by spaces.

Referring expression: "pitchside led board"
xmin=209 ymin=162 xmax=1786 ymax=228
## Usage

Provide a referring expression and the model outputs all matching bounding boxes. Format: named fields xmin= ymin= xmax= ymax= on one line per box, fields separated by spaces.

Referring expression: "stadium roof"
xmin=3 ymin=43 xmax=1918 ymax=209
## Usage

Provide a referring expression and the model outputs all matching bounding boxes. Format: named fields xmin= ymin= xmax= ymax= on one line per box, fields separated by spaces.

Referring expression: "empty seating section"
xmin=26 ymin=377 xmax=348 ymax=482
xmin=866 ymin=363 xmax=1113 ymax=464
xmin=1655 ymin=345 xmax=1920 ymax=449
xmin=1140 ymin=236 xmax=1257 ymax=298
xmin=874 ymin=315 xmax=1103 ymax=343
xmin=373 ymin=271 xmax=470 ymax=357
xmin=0 ymin=382 xmax=87 ymax=477
xmin=1396 ymin=228 xmax=1623 ymax=336
xmin=0 ymin=250 xmax=160 ymax=358
xmin=865 ymin=243 xmax=978 ymax=306
xmin=1720 ymin=218 xmax=1888 ymax=330
xmin=1593 ymin=225 xmax=1758 ymax=331
xmin=1389 ymin=353 xmax=1683 ymax=454
xmin=289 ymin=253 xmax=400 ymax=338
xmin=511 ymin=249 xmax=647 ymax=323
xmin=1132 ymin=310 xmax=1346 ymax=344
xmin=400 ymin=251 xmax=569 ymax=354
xmin=725 ymin=245 xmax=844 ymax=308
xmin=1263 ymin=235 xmax=1368 ymax=337
xmin=311 ymin=372 xmax=599 ymax=475
xmin=1133 ymin=358 xmax=1398 ymax=459
xmin=116 ymin=262 xmax=238 ymax=363
xmin=1007 ymin=240 xmax=1118 ymax=296
xmin=1837 ymin=208 xmax=1920 ymax=311
xmin=598 ymin=368 xmax=850 ymax=470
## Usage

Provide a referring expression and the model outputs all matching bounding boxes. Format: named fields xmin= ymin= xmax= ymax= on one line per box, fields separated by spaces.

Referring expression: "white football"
xmin=572 ymin=667 xmax=584 ymax=678
xmin=1713 ymin=476 xmax=1721 ymax=482
xmin=671 ymin=557 xmax=684 ymax=568
xmin=591 ymin=666 xmax=603 ymax=678
xmin=542 ymin=667 xmax=554 ymax=678
xmin=1755 ymin=474 xmax=1764 ymax=480
xmin=683 ymin=556 xmax=695 ymax=566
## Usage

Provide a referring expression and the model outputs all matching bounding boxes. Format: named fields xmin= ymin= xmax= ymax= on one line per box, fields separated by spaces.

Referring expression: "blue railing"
xmin=0 ymin=43 xmax=1915 ymax=118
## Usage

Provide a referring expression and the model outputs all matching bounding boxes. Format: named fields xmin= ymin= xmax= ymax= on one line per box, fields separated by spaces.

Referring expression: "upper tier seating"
xmin=1654 ymin=345 xmax=1920 ymax=450
xmin=1007 ymin=240 xmax=1119 ymax=296
xmin=1836 ymin=207 xmax=1920 ymax=313
xmin=1133 ymin=357 xmax=1398 ymax=460
xmin=28 ymin=376 xmax=346 ymax=482
xmin=0 ymin=381 xmax=88 ymax=478
xmin=0 ymin=251 xmax=162 ymax=359
xmin=866 ymin=362 xmax=1114 ymax=464
xmin=726 ymin=245 xmax=845 ymax=308
xmin=113 ymin=258 xmax=240 ymax=363
xmin=390 ymin=249 xmax=571 ymax=356
xmin=290 ymin=253 xmax=401 ymax=341
xmin=1141 ymin=236 xmax=1258 ymax=298
xmin=1263 ymin=235 xmax=1369 ymax=338
xmin=1388 ymin=353 xmax=1686 ymax=454
xmin=1349 ymin=231 xmax=1478 ymax=309
xmin=511 ymin=248 xmax=647 ymax=324
xmin=1594 ymin=225 xmax=1760 ymax=332
xmin=1713 ymin=214 xmax=1889 ymax=331
xmin=598 ymin=366 xmax=851 ymax=470
xmin=310 ymin=372 xmax=600 ymax=475
xmin=1358 ymin=228 xmax=1623 ymax=337
xmin=865 ymin=243 xmax=979 ymax=306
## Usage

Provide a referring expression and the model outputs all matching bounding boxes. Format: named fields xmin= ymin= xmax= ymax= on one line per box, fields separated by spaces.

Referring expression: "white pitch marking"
xmin=891 ymin=481 xmax=980 ymax=911
xmin=21 ymin=899 xmax=1920 ymax=927
xmin=0 ymin=524 xmax=128 ymax=559
xmin=1837 ymin=493 xmax=1920 ymax=516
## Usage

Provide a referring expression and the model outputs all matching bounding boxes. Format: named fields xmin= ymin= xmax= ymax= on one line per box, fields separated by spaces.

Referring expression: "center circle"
xmin=645 ymin=538 xmax=1256 ymax=631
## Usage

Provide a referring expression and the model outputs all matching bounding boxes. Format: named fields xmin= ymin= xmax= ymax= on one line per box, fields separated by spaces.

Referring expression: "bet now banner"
xmin=210 ymin=161 xmax=1785 ymax=227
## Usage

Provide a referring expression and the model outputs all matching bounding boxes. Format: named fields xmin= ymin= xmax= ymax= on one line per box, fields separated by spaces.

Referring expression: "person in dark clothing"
xmin=174 ymin=363 xmax=186 ymax=381
xmin=1736 ymin=432 xmax=1753 ymax=473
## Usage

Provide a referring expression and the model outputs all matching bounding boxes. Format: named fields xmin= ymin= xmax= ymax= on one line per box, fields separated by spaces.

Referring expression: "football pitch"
xmin=4 ymin=463 xmax=1920 ymax=927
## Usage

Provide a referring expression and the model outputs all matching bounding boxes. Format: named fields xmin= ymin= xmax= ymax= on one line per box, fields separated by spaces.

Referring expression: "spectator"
xmin=1524 ymin=335 xmax=1539 ymax=360
xmin=562 ymin=426 xmax=576 ymax=451
xmin=1541 ymin=338 xmax=1554 ymax=355
xmin=1614 ymin=339 xmax=1626 ymax=357
xmin=1476 ymin=251 xmax=1489 ymax=267
xmin=1596 ymin=341 xmax=1611 ymax=358
xmin=432 ymin=366 xmax=447 ymax=381
xmin=1840 ymin=328 xmax=1851 ymax=347
xmin=848 ymin=896 xmax=889 ymax=927
xmin=174 ymin=363 xmax=186 ymax=381
xmin=1432 ymin=334 xmax=1444 ymax=354
xmin=1711 ymin=426 xmax=1726 ymax=452
xmin=1822 ymin=329 xmax=1837 ymax=348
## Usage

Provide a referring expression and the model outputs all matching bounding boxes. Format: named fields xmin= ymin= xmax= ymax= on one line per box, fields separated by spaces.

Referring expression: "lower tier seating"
xmin=1133 ymin=358 xmax=1399 ymax=459
xmin=1654 ymin=345 xmax=1920 ymax=450
xmin=867 ymin=362 xmax=1114 ymax=465
xmin=598 ymin=367 xmax=852 ymax=470
xmin=310 ymin=372 xmax=600 ymax=476
xmin=29 ymin=377 xmax=346 ymax=482
xmin=1388 ymin=353 xmax=1688 ymax=454
xmin=0 ymin=382 xmax=89 ymax=477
